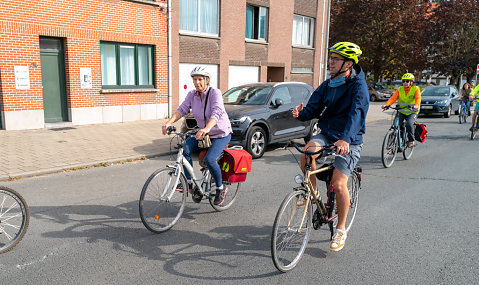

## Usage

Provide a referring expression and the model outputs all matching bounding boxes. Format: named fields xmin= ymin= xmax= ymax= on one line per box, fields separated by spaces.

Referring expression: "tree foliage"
xmin=427 ymin=0 xmax=479 ymax=85
xmin=330 ymin=0 xmax=429 ymax=82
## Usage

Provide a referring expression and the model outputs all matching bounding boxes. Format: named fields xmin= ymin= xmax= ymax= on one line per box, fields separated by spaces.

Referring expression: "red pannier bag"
xmin=414 ymin=122 xmax=428 ymax=143
xmin=220 ymin=147 xmax=252 ymax=183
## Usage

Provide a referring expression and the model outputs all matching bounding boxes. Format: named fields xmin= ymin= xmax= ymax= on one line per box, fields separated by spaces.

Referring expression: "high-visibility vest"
xmin=397 ymin=86 xmax=420 ymax=115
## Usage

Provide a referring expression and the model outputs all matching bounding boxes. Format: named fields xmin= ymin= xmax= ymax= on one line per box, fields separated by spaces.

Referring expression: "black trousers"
xmin=398 ymin=113 xmax=417 ymax=143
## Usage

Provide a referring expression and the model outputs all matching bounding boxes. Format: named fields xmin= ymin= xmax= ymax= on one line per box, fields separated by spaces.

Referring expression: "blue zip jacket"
xmin=297 ymin=65 xmax=369 ymax=144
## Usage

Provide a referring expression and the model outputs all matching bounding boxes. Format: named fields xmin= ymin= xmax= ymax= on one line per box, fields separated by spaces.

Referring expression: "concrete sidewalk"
xmin=0 ymin=103 xmax=389 ymax=181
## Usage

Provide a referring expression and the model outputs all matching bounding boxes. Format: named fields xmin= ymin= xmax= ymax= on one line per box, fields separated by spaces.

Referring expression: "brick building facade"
xmin=0 ymin=0 xmax=329 ymax=130
xmin=0 ymin=0 xmax=168 ymax=130
xmin=171 ymin=0 xmax=330 ymax=111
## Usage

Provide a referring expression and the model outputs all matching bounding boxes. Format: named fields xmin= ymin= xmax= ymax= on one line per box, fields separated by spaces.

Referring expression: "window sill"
xmin=291 ymin=72 xmax=314 ymax=74
xmin=122 ymin=0 xmax=167 ymax=7
xmin=245 ymin=39 xmax=268 ymax=45
xmin=179 ymin=31 xmax=220 ymax=40
xmin=101 ymin=88 xmax=158 ymax=93
xmin=292 ymin=45 xmax=315 ymax=50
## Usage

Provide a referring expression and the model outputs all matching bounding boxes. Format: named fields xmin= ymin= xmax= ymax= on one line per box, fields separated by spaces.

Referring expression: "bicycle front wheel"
xmin=139 ymin=167 xmax=187 ymax=233
xmin=458 ymin=105 xmax=463 ymax=124
xmin=0 ymin=186 xmax=30 ymax=254
xmin=402 ymin=144 xmax=414 ymax=160
xmin=271 ymin=190 xmax=312 ymax=273
xmin=381 ymin=129 xmax=398 ymax=168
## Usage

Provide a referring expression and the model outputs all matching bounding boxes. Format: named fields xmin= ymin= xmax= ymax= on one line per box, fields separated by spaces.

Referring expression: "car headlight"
xmin=294 ymin=174 xmax=304 ymax=184
xmin=437 ymin=100 xmax=448 ymax=104
xmin=230 ymin=116 xmax=248 ymax=126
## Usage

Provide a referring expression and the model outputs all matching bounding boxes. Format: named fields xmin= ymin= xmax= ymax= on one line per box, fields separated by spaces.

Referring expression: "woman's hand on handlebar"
xmin=162 ymin=124 xmax=170 ymax=135
xmin=381 ymin=104 xmax=389 ymax=110
xmin=195 ymin=128 xmax=210 ymax=140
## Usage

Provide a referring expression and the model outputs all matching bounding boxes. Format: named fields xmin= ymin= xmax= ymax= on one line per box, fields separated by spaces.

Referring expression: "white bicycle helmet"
xmin=190 ymin=66 xmax=210 ymax=78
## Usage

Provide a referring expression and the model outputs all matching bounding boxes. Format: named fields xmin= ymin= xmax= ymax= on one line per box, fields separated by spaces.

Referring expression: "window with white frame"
xmin=245 ymin=4 xmax=268 ymax=41
xmin=292 ymin=15 xmax=314 ymax=47
xmin=100 ymin=42 xmax=154 ymax=88
xmin=180 ymin=0 xmax=219 ymax=35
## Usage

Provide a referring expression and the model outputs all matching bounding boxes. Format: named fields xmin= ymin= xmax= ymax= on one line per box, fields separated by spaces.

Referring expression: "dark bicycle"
xmin=458 ymin=100 xmax=469 ymax=124
xmin=381 ymin=104 xmax=416 ymax=168
xmin=271 ymin=142 xmax=361 ymax=272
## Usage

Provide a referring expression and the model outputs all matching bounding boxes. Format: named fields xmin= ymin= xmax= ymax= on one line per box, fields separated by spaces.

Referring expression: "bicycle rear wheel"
xmin=344 ymin=171 xmax=360 ymax=232
xmin=139 ymin=167 xmax=187 ymax=233
xmin=208 ymin=181 xmax=241 ymax=211
xmin=271 ymin=190 xmax=312 ymax=272
xmin=472 ymin=118 xmax=478 ymax=140
xmin=0 ymin=186 xmax=30 ymax=254
xmin=402 ymin=144 xmax=414 ymax=160
xmin=381 ymin=129 xmax=398 ymax=168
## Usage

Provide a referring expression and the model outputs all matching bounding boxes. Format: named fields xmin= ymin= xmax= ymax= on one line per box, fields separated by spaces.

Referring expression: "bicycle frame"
xmin=292 ymin=158 xmax=335 ymax=233
xmin=166 ymin=146 xmax=212 ymax=199
xmin=390 ymin=111 xmax=407 ymax=151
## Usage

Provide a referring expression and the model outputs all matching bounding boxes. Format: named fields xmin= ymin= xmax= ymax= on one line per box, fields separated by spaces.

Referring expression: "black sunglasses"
xmin=402 ymin=80 xmax=412 ymax=83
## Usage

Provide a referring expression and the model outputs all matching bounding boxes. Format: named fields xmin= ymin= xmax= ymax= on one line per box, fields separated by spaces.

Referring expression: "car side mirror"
xmin=273 ymin=98 xmax=284 ymax=107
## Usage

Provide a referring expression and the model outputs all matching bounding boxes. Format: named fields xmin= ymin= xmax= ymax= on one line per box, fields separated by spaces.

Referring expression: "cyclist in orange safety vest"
xmin=381 ymin=73 xmax=421 ymax=147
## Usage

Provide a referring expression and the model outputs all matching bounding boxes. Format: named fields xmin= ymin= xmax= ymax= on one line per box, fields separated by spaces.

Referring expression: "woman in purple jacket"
xmin=162 ymin=66 xmax=232 ymax=206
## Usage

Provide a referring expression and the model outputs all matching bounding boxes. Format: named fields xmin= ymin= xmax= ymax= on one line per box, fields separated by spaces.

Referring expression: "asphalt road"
xmin=1 ymin=112 xmax=478 ymax=284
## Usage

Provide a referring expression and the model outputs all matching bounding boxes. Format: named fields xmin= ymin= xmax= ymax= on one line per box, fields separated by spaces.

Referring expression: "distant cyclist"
xmin=381 ymin=73 xmax=421 ymax=148
xmin=470 ymin=84 xmax=479 ymax=131
xmin=458 ymin=82 xmax=473 ymax=116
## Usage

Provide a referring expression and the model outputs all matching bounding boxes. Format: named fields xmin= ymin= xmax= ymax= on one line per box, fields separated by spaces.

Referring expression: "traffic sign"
xmin=477 ymin=64 xmax=479 ymax=74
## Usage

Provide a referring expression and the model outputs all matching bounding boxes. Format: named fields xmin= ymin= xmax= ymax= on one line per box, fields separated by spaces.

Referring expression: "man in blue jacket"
xmin=292 ymin=42 xmax=369 ymax=252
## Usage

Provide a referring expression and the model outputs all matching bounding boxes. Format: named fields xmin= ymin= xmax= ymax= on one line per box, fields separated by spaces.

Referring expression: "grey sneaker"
xmin=213 ymin=187 xmax=228 ymax=206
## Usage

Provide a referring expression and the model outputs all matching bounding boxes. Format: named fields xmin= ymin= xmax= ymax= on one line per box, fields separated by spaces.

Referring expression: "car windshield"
xmin=222 ymin=86 xmax=272 ymax=105
xmin=374 ymin=83 xmax=386 ymax=89
xmin=421 ymin=87 xmax=450 ymax=97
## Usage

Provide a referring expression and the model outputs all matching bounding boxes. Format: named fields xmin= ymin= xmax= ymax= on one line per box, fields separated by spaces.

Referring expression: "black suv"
xmin=219 ymin=82 xmax=318 ymax=158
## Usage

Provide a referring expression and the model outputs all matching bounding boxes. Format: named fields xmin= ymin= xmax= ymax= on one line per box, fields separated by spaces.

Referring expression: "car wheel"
xmin=444 ymin=105 xmax=451 ymax=118
xmin=304 ymin=120 xmax=320 ymax=144
xmin=246 ymin=126 xmax=266 ymax=159
xmin=370 ymin=94 xmax=377 ymax=102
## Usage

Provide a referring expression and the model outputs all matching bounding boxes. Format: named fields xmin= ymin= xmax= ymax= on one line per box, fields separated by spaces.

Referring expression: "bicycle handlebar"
xmin=166 ymin=126 xmax=199 ymax=140
xmin=287 ymin=141 xmax=336 ymax=157
xmin=383 ymin=104 xmax=416 ymax=111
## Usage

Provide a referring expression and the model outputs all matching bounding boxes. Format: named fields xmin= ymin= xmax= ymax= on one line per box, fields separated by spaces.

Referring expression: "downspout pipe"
xmin=167 ymin=0 xmax=172 ymax=117
xmin=323 ymin=0 xmax=331 ymax=83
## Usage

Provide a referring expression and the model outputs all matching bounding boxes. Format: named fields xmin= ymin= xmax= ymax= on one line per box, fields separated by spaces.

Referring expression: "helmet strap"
xmin=331 ymin=61 xmax=351 ymax=79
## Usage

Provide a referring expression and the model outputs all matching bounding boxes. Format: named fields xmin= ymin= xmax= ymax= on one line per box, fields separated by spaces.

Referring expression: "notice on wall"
xmin=14 ymin=66 xmax=30 ymax=90
xmin=80 ymin=68 xmax=92 ymax=89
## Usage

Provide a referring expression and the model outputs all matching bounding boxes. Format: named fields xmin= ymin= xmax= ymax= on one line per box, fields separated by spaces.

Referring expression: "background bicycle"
xmin=139 ymin=126 xmax=248 ymax=233
xmin=381 ymin=104 xmax=416 ymax=168
xmin=458 ymin=100 xmax=469 ymax=124
xmin=271 ymin=142 xmax=361 ymax=272
xmin=0 ymin=186 xmax=30 ymax=254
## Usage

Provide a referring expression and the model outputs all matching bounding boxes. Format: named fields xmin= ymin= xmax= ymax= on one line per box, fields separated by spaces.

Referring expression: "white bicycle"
xmin=139 ymin=126 xmax=241 ymax=233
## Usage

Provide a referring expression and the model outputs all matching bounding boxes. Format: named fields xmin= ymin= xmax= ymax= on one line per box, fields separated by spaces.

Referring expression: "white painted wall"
xmin=228 ymin=65 xmax=259 ymax=90
xmin=2 ymin=110 xmax=45 ymax=130
xmin=179 ymin=63 xmax=218 ymax=105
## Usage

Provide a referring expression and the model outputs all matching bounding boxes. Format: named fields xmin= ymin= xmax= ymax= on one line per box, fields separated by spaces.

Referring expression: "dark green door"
xmin=40 ymin=37 xmax=68 ymax=123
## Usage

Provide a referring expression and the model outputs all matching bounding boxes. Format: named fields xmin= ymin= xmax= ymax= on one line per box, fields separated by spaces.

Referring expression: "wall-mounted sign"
xmin=80 ymin=68 xmax=92 ymax=89
xmin=14 ymin=66 xmax=30 ymax=90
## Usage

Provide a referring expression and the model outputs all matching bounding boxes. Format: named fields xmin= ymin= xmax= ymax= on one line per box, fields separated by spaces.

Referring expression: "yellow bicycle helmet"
xmin=402 ymin=73 xmax=415 ymax=81
xmin=329 ymin=42 xmax=362 ymax=64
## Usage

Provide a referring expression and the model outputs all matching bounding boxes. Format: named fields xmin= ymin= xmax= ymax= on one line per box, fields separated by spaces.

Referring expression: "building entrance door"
xmin=40 ymin=37 xmax=68 ymax=123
